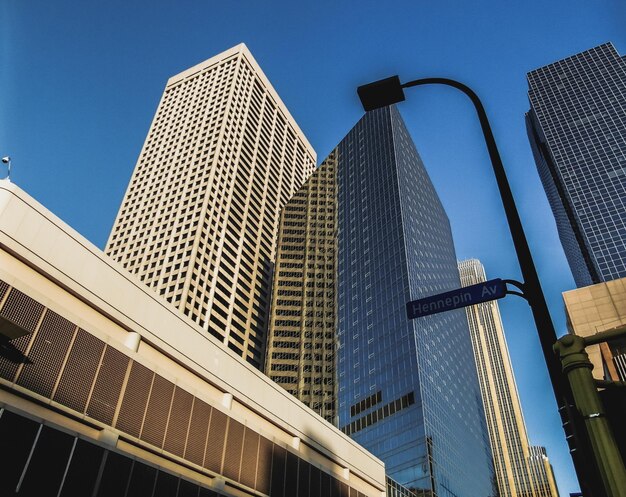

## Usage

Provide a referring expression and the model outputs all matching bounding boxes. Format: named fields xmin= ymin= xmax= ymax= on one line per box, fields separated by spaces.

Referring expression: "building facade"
xmin=563 ymin=276 xmax=626 ymax=382
xmin=0 ymin=180 xmax=385 ymax=497
xmin=308 ymin=106 xmax=491 ymax=495
xmin=526 ymin=42 xmax=626 ymax=288
xmin=528 ymin=446 xmax=560 ymax=497
xmin=267 ymin=106 xmax=494 ymax=495
xmin=459 ymin=259 xmax=558 ymax=497
xmin=265 ymin=153 xmax=338 ymax=424
xmin=105 ymin=44 xmax=316 ymax=369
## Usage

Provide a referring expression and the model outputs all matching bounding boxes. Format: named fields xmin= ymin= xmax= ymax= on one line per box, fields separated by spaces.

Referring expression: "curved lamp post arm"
xmin=400 ymin=78 xmax=561 ymax=385
xmin=401 ymin=79 xmax=517 ymax=260
xmin=359 ymin=75 xmax=561 ymax=392
xmin=357 ymin=75 xmax=597 ymax=493
xmin=401 ymin=79 xmax=540 ymax=302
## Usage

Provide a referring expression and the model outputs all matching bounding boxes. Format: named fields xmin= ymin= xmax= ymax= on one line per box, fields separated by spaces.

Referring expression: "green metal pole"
xmin=554 ymin=335 xmax=626 ymax=497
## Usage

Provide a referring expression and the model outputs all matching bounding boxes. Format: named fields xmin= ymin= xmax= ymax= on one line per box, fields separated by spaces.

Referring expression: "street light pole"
xmin=356 ymin=75 xmax=597 ymax=494
xmin=554 ymin=332 xmax=626 ymax=497
xmin=402 ymin=78 xmax=565 ymax=407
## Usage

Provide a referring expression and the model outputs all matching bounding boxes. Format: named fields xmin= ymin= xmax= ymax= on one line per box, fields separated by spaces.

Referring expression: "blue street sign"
xmin=406 ymin=278 xmax=507 ymax=319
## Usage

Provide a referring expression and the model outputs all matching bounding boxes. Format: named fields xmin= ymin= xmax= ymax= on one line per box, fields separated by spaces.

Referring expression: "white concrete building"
xmin=0 ymin=180 xmax=384 ymax=497
xmin=105 ymin=44 xmax=316 ymax=369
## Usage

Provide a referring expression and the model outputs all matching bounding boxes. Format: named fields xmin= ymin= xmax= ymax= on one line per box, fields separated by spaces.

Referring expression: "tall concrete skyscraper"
xmin=528 ymin=446 xmax=560 ymax=497
xmin=267 ymin=106 xmax=494 ymax=496
xmin=106 ymin=44 xmax=316 ymax=368
xmin=526 ymin=42 xmax=626 ymax=288
xmin=459 ymin=259 xmax=558 ymax=497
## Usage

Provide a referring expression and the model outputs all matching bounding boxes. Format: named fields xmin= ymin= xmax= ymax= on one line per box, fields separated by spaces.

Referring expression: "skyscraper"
xmin=106 ymin=44 xmax=316 ymax=368
xmin=338 ymin=107 xmax=493 ymax=496
xmin=267 ymin=105 xmax=494 ymax=496
xmin=459 ymin=259 xmax=558 ymax=497
xmin=528 ymin=446 xmax=561 ymax=497
xmin=526 ymin=42 xmax=626 ymax=288
xmin=265 ymin=153 xmax=338 ymax=424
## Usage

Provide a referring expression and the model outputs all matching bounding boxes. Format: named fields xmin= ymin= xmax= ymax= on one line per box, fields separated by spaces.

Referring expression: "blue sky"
xmin=2 ymin=1 xmax=625 ymax=493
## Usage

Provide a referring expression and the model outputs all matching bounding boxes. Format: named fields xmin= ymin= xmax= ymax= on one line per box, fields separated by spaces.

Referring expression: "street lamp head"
xmin=1 ymin=157 xmax=10 ymax=164
xmin=357 ymin=75 xmax=405 ymax=112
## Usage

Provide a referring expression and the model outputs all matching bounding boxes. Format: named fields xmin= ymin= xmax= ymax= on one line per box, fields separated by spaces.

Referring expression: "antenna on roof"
xmin=2 ymin=157 xmax=11 ymax=182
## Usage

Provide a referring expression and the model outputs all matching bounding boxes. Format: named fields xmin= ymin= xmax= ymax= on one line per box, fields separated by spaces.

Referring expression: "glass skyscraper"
xmin=267 ymin=106 xmax=494 ymax=495
xmin=335 ymin=107 xmax=493 ymax=496
xmin=526 ymin=42 xmax=626 ymax=287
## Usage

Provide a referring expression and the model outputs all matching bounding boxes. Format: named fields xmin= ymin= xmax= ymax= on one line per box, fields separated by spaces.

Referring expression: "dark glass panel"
xmin=270 ymin=444 xmax=286 ymax=497
xmin=177 ymin=479 xmax=199 ymax=497
xmin=59 ymin=438 xmax=105 ymax=497
xmin=309 ymin=465 xmax=321 ymax=497
xmin=96 ymin=451 xmax=133 ymax=497
xmin=321 ymin=470 xmax=332 ymax=497
xmin=18 ymin=425 xmax=75 ymax=497
xmin=126 ymin=460 xmax=157 ymax=497
xmin=298 ymin=459 xmax=310 ymax=497
xmin=153 ymin=470 xmax=178 ymax=497
xmin=0 ymin=410 xmax=40 ymax=495
xmin=285 ymin=451 xmax=298 ymax=495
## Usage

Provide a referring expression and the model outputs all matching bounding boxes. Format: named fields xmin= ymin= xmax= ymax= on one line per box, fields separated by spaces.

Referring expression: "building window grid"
xmin=106 ymin=48 xmax=315 ymax=366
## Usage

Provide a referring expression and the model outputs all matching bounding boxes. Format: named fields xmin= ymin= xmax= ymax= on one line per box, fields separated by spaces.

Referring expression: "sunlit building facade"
xmin=105 ymin=44 xmax=316 ymax=369
xmin=0 ymin=181 xmax=385 ymax=497
xmin=526 ymin=42 xmax=626 ymax=288
xmin=563 ymin=276 xmax=626 ymax=382
xmin=459 ymin=259 xmax=558 ymax=497
xmin=267 ymin=106 xmax=494 ymax=495
xmin=528 ymin=446 xmax=560 ymax=497
xmin=265 ymin=153 xmax=338 ymax=424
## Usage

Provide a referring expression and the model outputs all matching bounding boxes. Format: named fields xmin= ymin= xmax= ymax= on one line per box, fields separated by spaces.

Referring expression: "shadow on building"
xmin=0 ymin=280 xmax=385 ymax=497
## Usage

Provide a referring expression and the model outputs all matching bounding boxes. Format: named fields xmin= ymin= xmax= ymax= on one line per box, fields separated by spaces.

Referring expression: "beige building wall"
xmin=459 ymin=259 xmax=557 ymax=497
xmin=105 ymin=44 xmax=316 ymax=369
xmin=563 ymin=277 xmax=626 ymax=381
xmin=0 ymin=180 xmax=385 ymax=497
xmin=528 ymin=446 xmax=560 ymax=497
xmin=265 ymin=153 xmax=338 ymax=424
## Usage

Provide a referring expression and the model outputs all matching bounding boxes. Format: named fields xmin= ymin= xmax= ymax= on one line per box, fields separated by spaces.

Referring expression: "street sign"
xmin=406 ymin=278 xmax=507 ymax=320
